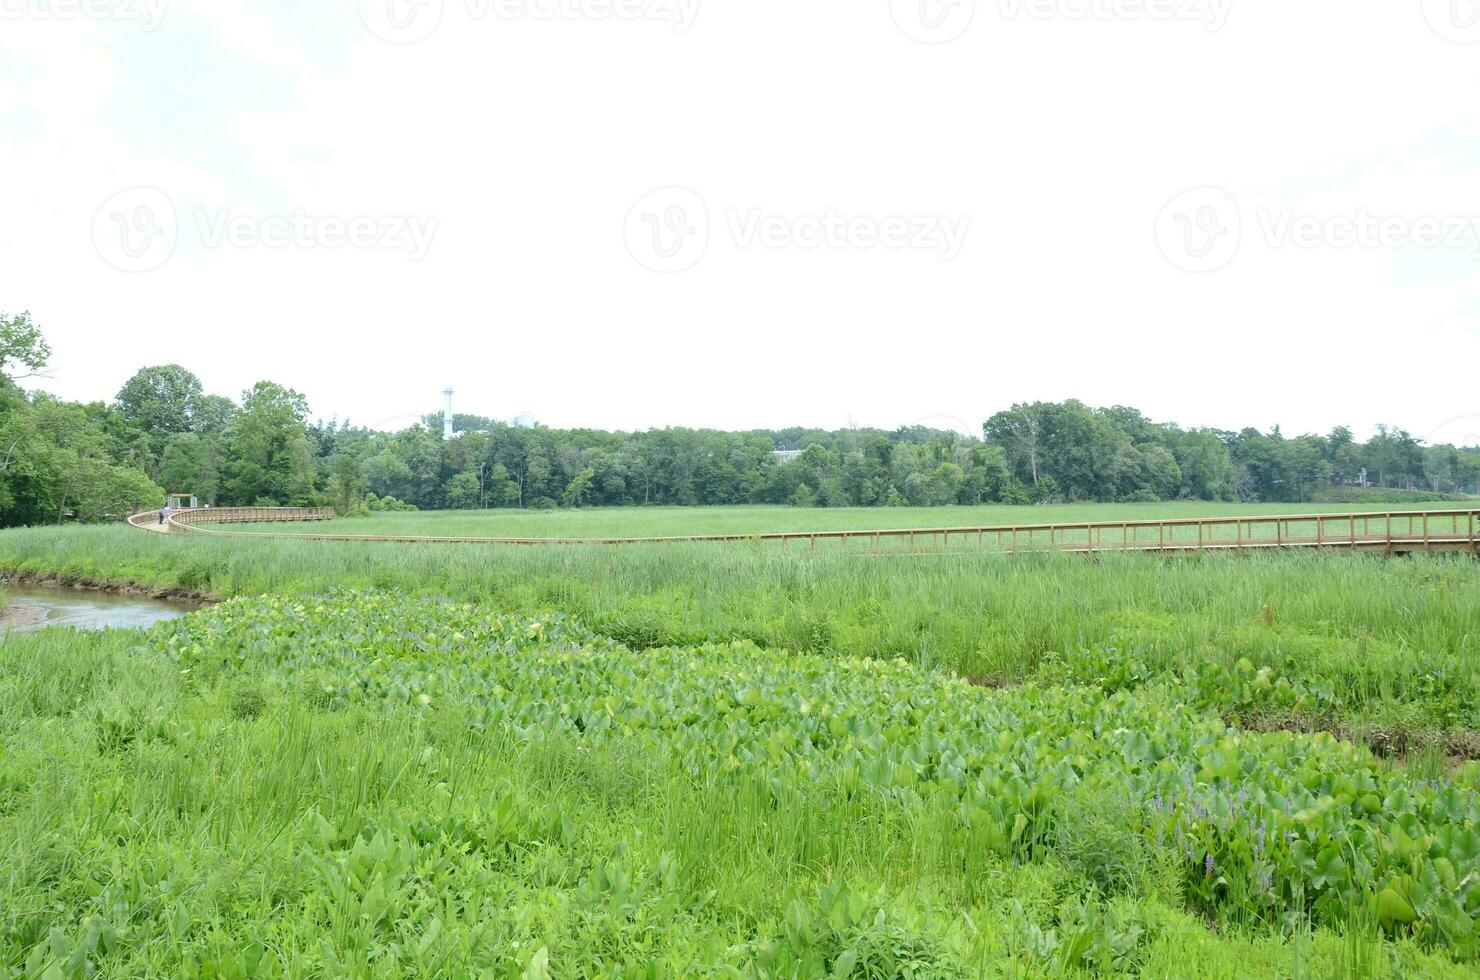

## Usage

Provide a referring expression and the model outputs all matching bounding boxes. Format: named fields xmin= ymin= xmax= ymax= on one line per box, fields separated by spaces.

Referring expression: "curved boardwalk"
xmin=129 ymin=506 xmax=1480 ymax=557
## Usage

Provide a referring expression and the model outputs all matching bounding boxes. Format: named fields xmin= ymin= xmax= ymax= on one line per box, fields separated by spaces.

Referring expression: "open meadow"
xmin=2 ymin=506 xmax=1479 ymax=976
xmin=232 ymin=500 xmax=1469 ymax=540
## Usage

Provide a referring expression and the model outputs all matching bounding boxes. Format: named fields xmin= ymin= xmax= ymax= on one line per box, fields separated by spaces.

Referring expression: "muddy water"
xmin=0 ymin=585 xmax=193 ymax=634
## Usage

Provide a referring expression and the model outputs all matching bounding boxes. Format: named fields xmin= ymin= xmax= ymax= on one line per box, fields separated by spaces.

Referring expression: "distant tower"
xmin=442 ymin=388 xmax=454 ymax=439
xmin=515 ymin=411 xmax=536 ymax=430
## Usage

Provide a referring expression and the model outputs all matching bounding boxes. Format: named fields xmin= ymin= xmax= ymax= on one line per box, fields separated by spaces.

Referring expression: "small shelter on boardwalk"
xmin=167 ymin=493 xmax=198 ymax=510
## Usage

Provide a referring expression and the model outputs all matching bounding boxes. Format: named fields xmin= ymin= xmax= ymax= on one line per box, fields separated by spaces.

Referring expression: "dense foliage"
xmin=4 ymin=521 xmax=1478 ymax=741
xmin=3 ymin=312 xmax=1477 ymax=528
xmin=324 ymin=407 xmax=1478 ymax=512
xmin=0 ymin=314 xmax=163 ymax=526
xmin=3 ymin=590 xmax=1477 ymax=976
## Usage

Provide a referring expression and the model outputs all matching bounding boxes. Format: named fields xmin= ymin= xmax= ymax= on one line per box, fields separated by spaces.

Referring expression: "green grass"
xmin=2 ymin=593 xmax=1475 ymax=976
xmin=2 ymin=523 xmax=1479 ymax=737
xmin=236 ymin=500 xmax=1470 ymax=540
xmin=3 ymin=515 xmax=1480 ymax=974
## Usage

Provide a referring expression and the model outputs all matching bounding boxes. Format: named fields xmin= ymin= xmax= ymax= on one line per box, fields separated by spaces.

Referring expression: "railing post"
xmin=1424 ymin=512 xmax=1430 ymax=549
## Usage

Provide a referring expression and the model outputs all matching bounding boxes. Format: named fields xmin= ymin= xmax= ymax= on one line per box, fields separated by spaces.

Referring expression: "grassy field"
xmin=2 ymin=592 xmax=1477 ymax=976
xmin=2 ymin=510 xmax=1479 ymax=975
xmin=237 ymin=500 xmax=1469 ymax=539
xmin=2 ymin=522 xmax=1479 ymax=738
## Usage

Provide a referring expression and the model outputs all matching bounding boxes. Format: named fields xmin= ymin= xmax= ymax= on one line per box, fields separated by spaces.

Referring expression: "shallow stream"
xmin=0 ymin=585 xmax=192 ymax=634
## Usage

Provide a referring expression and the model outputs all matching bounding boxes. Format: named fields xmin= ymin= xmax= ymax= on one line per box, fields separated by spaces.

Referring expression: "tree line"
xmin=1 ymin=312 xmax=1477 ymax=526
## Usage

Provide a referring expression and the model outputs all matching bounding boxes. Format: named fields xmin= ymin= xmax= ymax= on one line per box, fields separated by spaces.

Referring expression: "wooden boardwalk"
xmin=129 ymin=506 xmax=1480 ymax=557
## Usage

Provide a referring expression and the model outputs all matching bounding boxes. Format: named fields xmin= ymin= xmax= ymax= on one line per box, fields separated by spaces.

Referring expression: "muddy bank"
xmin=1237 ymin=713 xmax=1480 ymax=764
xmin=2 ymin=571 xmax=217 ymax=606
xmin=0 ymin=602 xmax=48 ymax=631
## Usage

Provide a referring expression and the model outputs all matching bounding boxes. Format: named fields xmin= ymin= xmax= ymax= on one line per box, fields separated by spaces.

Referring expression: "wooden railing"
xmin=126 ymin=511 xmax=165 ymax=530
xmin=127 ymin=507 xmax=336 ymax=533
xmin=129 ymin=506 xmax=1480 ymax=556
xmin=169 ymin=507 xmax=336 ymax=529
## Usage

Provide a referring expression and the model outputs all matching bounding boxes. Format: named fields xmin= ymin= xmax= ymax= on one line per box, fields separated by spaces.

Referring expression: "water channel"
xmin=0 ymin=584 xmax=193 ymax=634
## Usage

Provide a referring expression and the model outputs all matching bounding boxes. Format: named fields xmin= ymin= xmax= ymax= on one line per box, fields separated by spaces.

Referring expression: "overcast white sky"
xmin=3 ymin=0 xmax=1479 ymax=443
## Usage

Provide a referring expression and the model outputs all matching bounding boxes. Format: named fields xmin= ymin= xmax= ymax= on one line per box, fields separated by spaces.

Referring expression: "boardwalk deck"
xmin=129 ymin=507 xmax=1480 ymax=557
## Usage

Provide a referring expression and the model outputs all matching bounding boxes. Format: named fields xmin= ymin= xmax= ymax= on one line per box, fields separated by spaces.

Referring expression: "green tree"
xmin=0 ymin=311 xmax=51 ymax=381
xmin=157 ymin=433 xmax=222 ymax=502
xmin=224 ymin=382 xmax=315 ymax=505
xmin=328 ymin=454 xmax=369 ymax=515
xmin=447 ymin=471 xmax=483 ymax=510
xmin=561 ymin=467 xmax=596 ymax=508
xmin=1175 ymin=430 xmax=1234 ymax=501
xmin=114 ymin=365 xmax=205 ymax=443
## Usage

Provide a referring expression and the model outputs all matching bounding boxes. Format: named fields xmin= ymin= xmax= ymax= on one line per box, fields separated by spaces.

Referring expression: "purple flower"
xmin=1205 ymin=853 xmax=1216 ymax=877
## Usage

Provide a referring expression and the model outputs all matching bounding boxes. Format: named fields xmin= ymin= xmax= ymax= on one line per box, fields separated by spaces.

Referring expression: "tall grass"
xmin=1 ymin=604 xmax=1470 ymax=977
xmin=3 ymin=523 xmax=1477 ymax=735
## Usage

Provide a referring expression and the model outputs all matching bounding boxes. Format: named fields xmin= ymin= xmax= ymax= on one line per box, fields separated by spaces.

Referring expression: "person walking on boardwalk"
xmin=158 ymin=503 xmax=172 ymax=526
